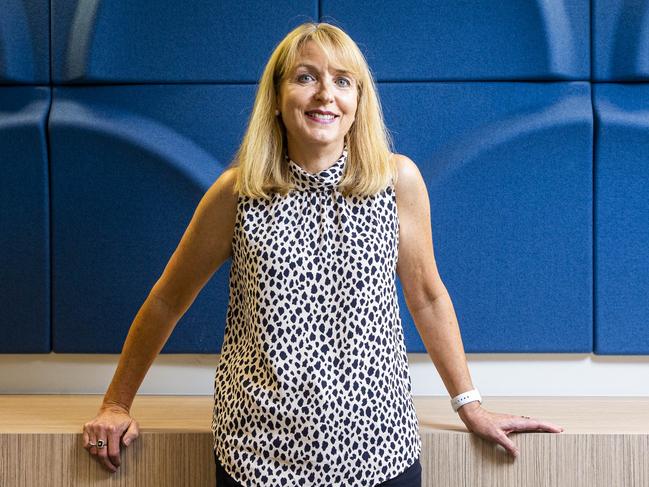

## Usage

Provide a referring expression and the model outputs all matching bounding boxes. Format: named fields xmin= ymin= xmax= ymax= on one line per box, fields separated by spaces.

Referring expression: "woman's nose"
xmin=315 ymin=80 xmax=334 ymax=102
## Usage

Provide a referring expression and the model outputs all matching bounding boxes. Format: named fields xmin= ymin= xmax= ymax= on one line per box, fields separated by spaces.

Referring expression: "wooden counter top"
xmin=1 ymin=395 xmax=647 ymax=434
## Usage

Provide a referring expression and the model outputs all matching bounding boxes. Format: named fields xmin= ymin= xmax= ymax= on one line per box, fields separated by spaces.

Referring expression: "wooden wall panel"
xmin=1 ymin=395 xmax=647 ymax=486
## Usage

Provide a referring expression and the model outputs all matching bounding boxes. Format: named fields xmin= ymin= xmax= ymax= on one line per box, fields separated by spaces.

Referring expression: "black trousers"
xmin=214 ymin=450 xmax=422 ymax=486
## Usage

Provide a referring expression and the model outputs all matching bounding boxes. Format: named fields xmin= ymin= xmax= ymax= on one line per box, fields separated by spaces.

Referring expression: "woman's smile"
xmin=305 ymin=112 xmax=338 ymax=124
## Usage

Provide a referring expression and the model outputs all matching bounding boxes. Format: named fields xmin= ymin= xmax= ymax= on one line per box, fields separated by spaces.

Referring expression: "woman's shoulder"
xmin=219 ymin=165 xmax=240 ymax=197
xmin=204 ymin=165 xmax=240 ymax=208
xmin=391 ymin=152 xmax=417 ymax=172
xmin=391 ymin=152 xmax=423 ymax=193
xmin=221 ymin=164 xmax=239 ymax=181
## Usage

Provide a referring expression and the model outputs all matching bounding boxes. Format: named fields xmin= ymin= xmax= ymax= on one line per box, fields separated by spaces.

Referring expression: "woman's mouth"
xmin=305 ymin=112 xmax=338 ymax=124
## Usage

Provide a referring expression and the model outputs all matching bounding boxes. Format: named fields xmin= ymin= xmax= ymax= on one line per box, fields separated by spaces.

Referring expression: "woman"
xmin=83 ymin=22 xmax=564 ymax=486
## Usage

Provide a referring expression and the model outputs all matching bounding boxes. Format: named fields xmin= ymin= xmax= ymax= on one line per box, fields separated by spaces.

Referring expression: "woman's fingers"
xmin=107 ymin=427 xmax=123 ymax=469
xmin=473 ymin=426 xmax=519 ymax=458
xmin=496 ymin=431 xmax=520 ymax=458
xmin=541 ymin=420 xmax=564 ymax=432
xmin=83 ymin=423 xmax=120 ymax=472
xmin=82 ymin=427 xmax=90 ymax=451
xmin=93 ymin=430 xmax=118 ymax=472
xmin=515 ymin=416 xmax=564 ymax=433
xmin=122 ymin=419 xmax=140 ymax=447
xmin=86 ymin=429 xmax=98 ymax=457
xmin=497 ymin=415 xmax=565 ymax=458
xmin=464 ymin=409 xmax=566 ymax=461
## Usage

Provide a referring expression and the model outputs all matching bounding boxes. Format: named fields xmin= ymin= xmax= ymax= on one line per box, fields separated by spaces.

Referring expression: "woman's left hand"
xmin=456 ymin=402 xmax=565 ymax=459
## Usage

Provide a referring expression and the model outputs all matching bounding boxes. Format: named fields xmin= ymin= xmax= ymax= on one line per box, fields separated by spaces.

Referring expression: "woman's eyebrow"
xmin=294 ymin=63 xmax=351 ymax=75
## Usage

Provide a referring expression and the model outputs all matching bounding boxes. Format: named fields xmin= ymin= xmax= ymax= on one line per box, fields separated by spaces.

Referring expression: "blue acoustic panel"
xmin=322 ymin=0 xmax=590 ymax=81
xmin=0 ymin=0 xmax=50 ymax=84
xmin=594 ymin=84 xmax=649 ymax=354
xmin=49 ymin=85 xmax=255 ymax=353
xmin=51 ymin=0 xmax=317 ymax=84
xmin=383 ymin=82 xmax=593 ymax=353
xmin=592 ymin=0 xmax=649 ymax=81
xmin=0 ymin=87 xmax=51 ymax=352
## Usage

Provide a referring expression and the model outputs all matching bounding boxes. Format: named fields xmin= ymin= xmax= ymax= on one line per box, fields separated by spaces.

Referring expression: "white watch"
xmin=450 ymin=388 xmax=482 ymax=412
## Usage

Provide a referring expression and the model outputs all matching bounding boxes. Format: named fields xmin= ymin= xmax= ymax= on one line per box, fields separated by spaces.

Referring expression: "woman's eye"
xmin=297 ymin=73 xmax=352 ymax=87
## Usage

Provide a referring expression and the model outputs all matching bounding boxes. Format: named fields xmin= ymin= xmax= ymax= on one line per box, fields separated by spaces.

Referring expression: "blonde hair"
xmin=230 ymin=22 xmax=397 ymax=200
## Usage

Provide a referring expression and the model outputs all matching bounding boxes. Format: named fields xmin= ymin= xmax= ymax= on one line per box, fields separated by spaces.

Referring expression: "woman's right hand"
xmin=82 ymin=403 xmax=140 ymax=473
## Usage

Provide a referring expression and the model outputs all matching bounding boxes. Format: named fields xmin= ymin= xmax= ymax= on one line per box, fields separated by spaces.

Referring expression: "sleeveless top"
xmin=211 ymin=146 xmax=422 ymax=486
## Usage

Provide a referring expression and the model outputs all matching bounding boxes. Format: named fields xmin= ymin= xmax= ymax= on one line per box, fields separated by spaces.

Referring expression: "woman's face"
xmin=277 ymin=40 xmax=357 ymax=151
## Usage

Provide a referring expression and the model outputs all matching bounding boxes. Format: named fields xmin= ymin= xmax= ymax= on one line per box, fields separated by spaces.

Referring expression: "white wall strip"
xmin=0 ymin=353 xmax=648 ymax=395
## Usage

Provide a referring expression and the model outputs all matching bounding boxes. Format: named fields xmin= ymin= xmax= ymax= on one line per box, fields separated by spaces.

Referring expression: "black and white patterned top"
xmin=211 ymin=146 xmax=422 ymax=486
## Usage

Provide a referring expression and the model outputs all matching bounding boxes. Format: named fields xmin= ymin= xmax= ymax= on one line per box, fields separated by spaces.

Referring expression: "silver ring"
xmin=96 ymin=439 xmax=107 ymax=449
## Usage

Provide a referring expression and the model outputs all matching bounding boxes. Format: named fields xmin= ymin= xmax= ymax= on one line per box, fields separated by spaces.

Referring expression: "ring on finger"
xmin=87 ymin=439 xmax=106 ymax=448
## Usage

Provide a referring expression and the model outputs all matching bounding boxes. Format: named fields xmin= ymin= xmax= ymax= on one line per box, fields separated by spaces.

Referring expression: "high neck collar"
xmin=285 ymin=146 xmax=348 ymax=191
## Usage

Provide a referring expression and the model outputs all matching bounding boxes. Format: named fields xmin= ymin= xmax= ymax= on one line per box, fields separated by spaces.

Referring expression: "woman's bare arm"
xmin=101 ymin=165 xmax=239 ymax=412
xmin=393 ymin=154 xmax=473 ymax=399
xmin=393 ymin=154 xmax=563 ymax=459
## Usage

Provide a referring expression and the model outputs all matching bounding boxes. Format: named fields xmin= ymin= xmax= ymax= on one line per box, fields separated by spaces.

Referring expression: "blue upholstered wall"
xmin=0 ymin=1 xmax=646 ymax=355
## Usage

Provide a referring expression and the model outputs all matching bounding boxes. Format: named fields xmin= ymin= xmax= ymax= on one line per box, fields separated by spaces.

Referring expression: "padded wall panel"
xmin=0 ymin=87 xmax=51 ymax=352
xmin=3 ymin=2 xmax=646 ymax=356
xmin=49 ymin=85 xmax=254 ymax=353
xmin=0 ymin=0 xmax=50 ymax=84
xmin=592 ymin=0 xmax=649 ymax=81
xmin=322 ymin=0 xmax=590 ymax=81
xmin=384 ymin=82 xmax=593 ymax=353
xmin=51 ymin=0 xmax=318 ymax=83
xmin=594 ymin=84 xmax=649 ymax=354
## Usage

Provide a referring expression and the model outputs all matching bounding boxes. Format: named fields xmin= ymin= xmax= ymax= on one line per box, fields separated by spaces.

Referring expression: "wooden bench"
xmin=1 ymin=395 xmax=647 ymax=486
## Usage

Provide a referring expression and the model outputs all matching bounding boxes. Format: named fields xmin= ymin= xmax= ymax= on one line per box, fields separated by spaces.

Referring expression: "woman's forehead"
xmin=290 ymin=51 xmax=352 ymax=76
xmin=291 ymin=61 xmax=350 ymax=75
xmin=295 ymin=41 xmax=351 ymax=69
